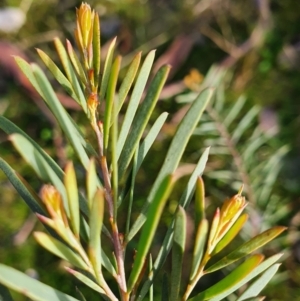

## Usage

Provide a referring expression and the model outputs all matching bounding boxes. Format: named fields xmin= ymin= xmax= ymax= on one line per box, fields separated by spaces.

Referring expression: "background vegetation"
xmin=0 ymin=0 xmax=299 ymax=300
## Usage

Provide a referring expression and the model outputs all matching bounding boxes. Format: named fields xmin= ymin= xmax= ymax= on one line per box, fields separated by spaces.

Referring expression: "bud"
xmin=40 ymin=185 xmax=68 ymax=227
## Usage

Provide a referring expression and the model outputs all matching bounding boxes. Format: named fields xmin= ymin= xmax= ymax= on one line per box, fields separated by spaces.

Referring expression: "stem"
xmin=94 ymin=121 xmax=128 ymax=301
xmin=182 ymin=252 xmax=211 ymax=300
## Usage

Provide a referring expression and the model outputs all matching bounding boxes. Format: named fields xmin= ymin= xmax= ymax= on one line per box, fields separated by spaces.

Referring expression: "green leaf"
xmin=34 ymin=232 xmax=88 ymax=270
xmin=117 ymin=50 xmax=156 ymax=160
xmin=0 ymin=157 xmax=45 ymax=215
xmin=0 ymin=116 xmax=61 ymax=179
xmin=66 ymin=267 xmax=105 ymax=294
xmin=170 ymin=206 xmax=186 ymax=301
xmin=104 ymin=55 xmax=121 ymax=151
xmin=101 ymin=249 xmax=117 ymax=278
xmin=36 ymin=48 xmax=80 ymax=103
xmin=9 ymin=133 xmax=68 ymax=212
xmin=189 ymin=254 xmax=264 ymax=301
xmin=92 ymin=13 xmax=101 ymax=86
xmin=0 ymin=283 xmax=14 ymax=301
xmin=86 ymin=158 xmax=99 ymax=209
xmin=64 ymin=162 xmax=80 ymax=237
xmin=236 ymin=264 xmax=281 ymax=301
xmin=31 ymin=64 xmax=90 ymax=169
xmin=118 ymin=64 xmax=170 ymax=179
xmin=117 ymin=52 xmax=141 ymax=114
xmin=189 ymin=219 xmax=208 ymax=280
xmin=195 ymin=177 xmax=205 ymax=225
xmin=199 ymin=254 xmax=283 ymax=301
xmin=127 ymin=89 xmax=213 ymax=241
xmin=14 ymin=56 xmax=43 ymax=96
xmin=205 ymin=226 xmax=286 ymax=274
xmin=119 ymin=112 xmax=169 ymax=208
xmin=100 ymin=37 xmax=116 ymax=100
xmin=0 ymin=264 xmax=80 ymax=301
xmin=89 ymin=189 xmax=104 ymax=278
xmin=136 ymin=112 xmax=169 ymax=173
xmin=136 ymin=148 xmax=210 ymax=301
xmin=54 ymin=38 xmax=87 ymax=112
xmin=127 ymin=174 xmax=175 ymax=292
xmin=9 ymin=133 xmax=89 ymax=217
xmin=66 ymin=40 xmax=88 ymax=86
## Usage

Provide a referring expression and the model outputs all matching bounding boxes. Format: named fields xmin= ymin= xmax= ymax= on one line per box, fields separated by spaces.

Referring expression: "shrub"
xmin=0 ymin=3 xmax=285 ymax=301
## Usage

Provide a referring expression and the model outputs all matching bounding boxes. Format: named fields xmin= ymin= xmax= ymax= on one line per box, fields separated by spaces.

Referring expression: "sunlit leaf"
xmin=117 ymin=50 xmax=156 ymax=159
xmin=0 ymin=264 xmax=80 ymax=301
xmin=64 ymin=162 xmax=80 ymax=237
xmin=117 ymin=52 xmax=141 ymax=114
xmin=34 ymin=232 xmax=87 ymax=270
xmin=127 ymin=89 xmax=213 ymax=242
xmin=128 ymin=174 xmax=175 ymax=292
xmin=189 ymin=254 xmax=264 ymax=301
xmin=66 ymin=267 xmax=105 ymax=294
xmin=205 ymin=226 xmax=286 ymax=273
xmin=236 ymin=264 xmax=281 ymax=301
xmin=118 ymin=64 xmax=170 ymax=179
xmin=54 ymin=38 xmax=87 ymax=112
xmin=136 ymin=148 xmax=210 ymax=301
xmin=89 ymin=189 xmax=104 ymax=278
xmin=99 ymin=37 xmax=116 ymax=101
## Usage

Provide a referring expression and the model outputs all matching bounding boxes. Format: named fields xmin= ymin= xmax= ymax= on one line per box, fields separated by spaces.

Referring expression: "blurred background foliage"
xmin=0 ymin=0 xmax=300 ymax=300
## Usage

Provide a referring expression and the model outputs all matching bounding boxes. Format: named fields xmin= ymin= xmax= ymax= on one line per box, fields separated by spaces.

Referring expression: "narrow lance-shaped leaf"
xmin=136 ymin=148 xmax=210 ymax=301
xmin=0 ymin=264 xmax=80 ymax=301
xmin=31 ymin=64 xmax=90 ymax=169
xmin=189 ymin=219 xmax=208 ymax=280
xmin=66 ymin=267 xmax=105 ymax=295
xmin=86 ymin=158 xmax=99 ymax=209
xmin=64 ymin=162 xmax=80 ymax=238
xmin=66 ymin=40 xmax=87 ymax=86
xmin=36 ymin=48 xmax=80 ymax=102
xmin=118 ymin=64 xmax=170 ymax=179
xmin=92 ymin=12 xmax=101 ymax=87
xmin=195 ymin=177 xmax=205 ymax=225
xmin=170 ymin=206 xmax=186 ymax=301
xmin=205 ymin=226 xmax=287 ymax=274
xmin=117 ymin=50 xmax=156 ymax=159
xmin=0 ymin=157 xmax=45 ymax=215
xmin=99 ymin=37 xmax=116 ymax=101
xmin=117 ymin=52 xmax=141 ymax=114
xmin=236 ymin=264 xmax=281 ymax=301
xmin=201 ymin=254 xmax=283 ymax=301
xmin=34 ymin=232 xmax=88 ymax=270
xmin=89 ymin=189 xmax=104 ymax=280
xmin=127 ymin=174 xmax=175 ymax=292
xmin=189 ymin=254 xmax=264 ymax=301
xmin=104 ymin=55 xmax=121 ymax=152
xmin=54 ymin=38 xmax=87 ymax=112
xmin=14 ymin=56 xmax=43 ymax=96
xmin=127 ymin=89 xmax=213 ymax=242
